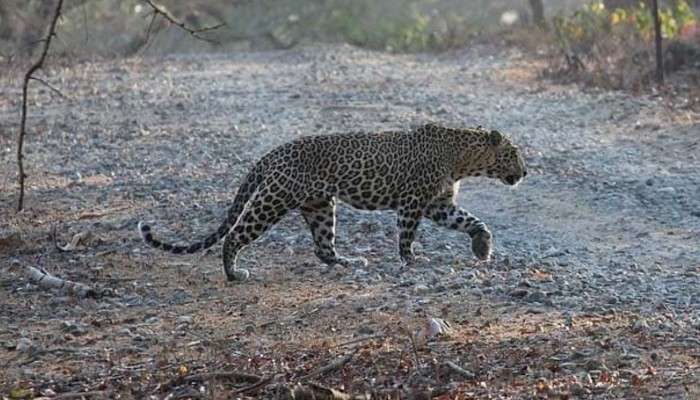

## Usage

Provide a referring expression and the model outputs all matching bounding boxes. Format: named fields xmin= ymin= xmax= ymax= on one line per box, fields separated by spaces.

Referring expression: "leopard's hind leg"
xmin=301 ymin=197 xmax=368 ymax=269
xmin=222 ymin=183 xmax=296 ymax=281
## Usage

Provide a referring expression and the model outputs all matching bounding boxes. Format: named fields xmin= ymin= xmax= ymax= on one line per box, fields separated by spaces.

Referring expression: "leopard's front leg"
xmin=424 ymin=198 xmax=493 ymax=261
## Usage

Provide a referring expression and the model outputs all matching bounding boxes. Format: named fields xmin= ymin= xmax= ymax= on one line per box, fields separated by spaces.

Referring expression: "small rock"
xmin=434 ymin=285 xmax=447 ymax=293
xmin=418 ymin=317 xmax=453 ymax=341
xmin=542 ymin=247 xmax=565 ymax=259
xmin=632 ymin=318 xmax=649 ymax=333
xmin=413 ymin=284 xmax=430 ymax=295
xmin=357 ymin=325 xmax=374 ymax=335
xmin=526 ymin=290 xmax=547 ymax=303
xmin=131 ymin=334 xmax=146 ymax=342
xmin=176 ymin=316 xmax=193 ymax=324
xmin=16 ymin=338 xmax=34 ymax=353
xmin=509 ymin=288 xmax=529 ymax=298
xmin=61 ymin=320 xmax=88 ymax=336
xmin=517 ymin=279 xmax=533 ymax=288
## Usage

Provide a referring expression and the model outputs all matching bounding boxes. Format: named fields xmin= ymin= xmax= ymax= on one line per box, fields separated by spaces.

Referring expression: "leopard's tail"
xmin=138 ymin=218 xmax=231 ymax=254
xmin=138 ymin=170 xmax=260 ymax=255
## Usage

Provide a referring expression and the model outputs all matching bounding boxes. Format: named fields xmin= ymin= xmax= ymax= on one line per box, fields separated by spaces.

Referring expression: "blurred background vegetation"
xmin=0 ymin=0 xmax=698 ymax=94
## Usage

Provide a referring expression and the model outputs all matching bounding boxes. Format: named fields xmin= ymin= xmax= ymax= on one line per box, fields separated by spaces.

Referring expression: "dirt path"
xmin=1 ymin=45 xmax=699 ymax=398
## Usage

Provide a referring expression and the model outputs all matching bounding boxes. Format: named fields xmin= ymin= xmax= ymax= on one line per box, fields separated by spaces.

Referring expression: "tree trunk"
xmin=651 ymin=0 xmax=664 ymax=84
xmin=528 ymin=0 xmax=546 ymax=29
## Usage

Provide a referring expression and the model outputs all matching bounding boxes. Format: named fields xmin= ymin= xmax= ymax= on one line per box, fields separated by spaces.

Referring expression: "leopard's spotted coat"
xmin=139 ymin=123 xmax=527 ymax=281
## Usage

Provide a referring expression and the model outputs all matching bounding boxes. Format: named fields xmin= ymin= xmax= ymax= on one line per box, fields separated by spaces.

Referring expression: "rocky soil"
xmin=1 ymin=44 xmax=699 ymax=399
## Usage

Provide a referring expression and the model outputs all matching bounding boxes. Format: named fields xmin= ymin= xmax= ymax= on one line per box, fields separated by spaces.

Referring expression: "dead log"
xmin=10 ymin=262 xmax=100 ymax=298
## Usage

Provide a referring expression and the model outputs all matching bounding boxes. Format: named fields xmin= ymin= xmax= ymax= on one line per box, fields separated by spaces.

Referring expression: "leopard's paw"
xmin=226 ymin=268 xmax=250 ymax=282
xmin=400 ymin=255 xmax=431 ymax=268
xmin=471 ymin=230 xmax=493 ymax=261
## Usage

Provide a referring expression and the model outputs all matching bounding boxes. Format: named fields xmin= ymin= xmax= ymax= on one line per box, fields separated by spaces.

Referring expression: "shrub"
xmin=546 ymin=0 xmax=699 ymax=90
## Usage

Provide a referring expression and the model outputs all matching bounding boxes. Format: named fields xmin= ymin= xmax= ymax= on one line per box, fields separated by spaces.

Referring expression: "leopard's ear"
xmin=489 ymin=130 xmax=503 ymax=147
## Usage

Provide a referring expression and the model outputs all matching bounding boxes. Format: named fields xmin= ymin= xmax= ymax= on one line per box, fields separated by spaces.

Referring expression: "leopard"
xmin=138 ymin=123 xmax=527 ymax=281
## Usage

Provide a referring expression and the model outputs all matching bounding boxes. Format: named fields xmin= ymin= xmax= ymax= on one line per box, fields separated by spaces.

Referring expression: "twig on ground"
xmin=17 ymin=0 xmax=64 ymax=211
xmin=300 ymin=348 xmax=359 ymax=381
xmin=443 ymin=360 xmax=475 ymax=380
xmin=53 ymin=225 xmax=92 ymax=252
xmin=232 ymin=374 xmax=276 ymax=395
xmin=160 ymin=370 xmax=262 ymax=392
xmin=332 ymin=334 xmax=384 ymax=349
xmin=142 ymin=0 xmax=224 ymax=44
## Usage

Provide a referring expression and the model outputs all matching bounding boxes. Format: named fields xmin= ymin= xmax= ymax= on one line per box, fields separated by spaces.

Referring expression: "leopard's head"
xmin=484 ymin=130 xmax=527 ymax=186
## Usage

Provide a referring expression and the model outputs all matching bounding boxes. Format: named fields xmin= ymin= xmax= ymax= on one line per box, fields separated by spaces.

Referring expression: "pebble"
xmin=413 ymin=284 xmax=430 ymax=295
xmin=357 ymin=325 xmax=374 ymax=335
xmin=16 ymin=338 xmax=34 ymax=353
xmin=632 ymin=318 xmax=649 ymax=333
xmin=526 ymin=290 xmax=547 ymax=303
xmin=61 ymin=320 xmax=88 ymax=336
xmin=176 ymin=316 xmax=193 ymax=324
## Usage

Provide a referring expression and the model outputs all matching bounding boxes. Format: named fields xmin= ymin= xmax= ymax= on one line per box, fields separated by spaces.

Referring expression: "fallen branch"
xmin=143 ymin=0 xmax=224 ymax=44
xmin=300 ymin=348 xmax=359 ymax=381
xmin=12 ymin=262 xmax=102 ymax=298
xmin=17 ymin=0 xmax=64 ymax=211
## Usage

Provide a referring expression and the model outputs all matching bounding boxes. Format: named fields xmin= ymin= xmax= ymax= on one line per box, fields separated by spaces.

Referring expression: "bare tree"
xmin=17 ymin=0 xmax=65 ymax=211
xmin=14 ymin=0 xmax=226 ymax=211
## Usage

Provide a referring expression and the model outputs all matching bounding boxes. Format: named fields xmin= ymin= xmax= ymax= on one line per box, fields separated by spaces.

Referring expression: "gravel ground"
xmin=1 ymin=44 xmax=699 ymax=398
